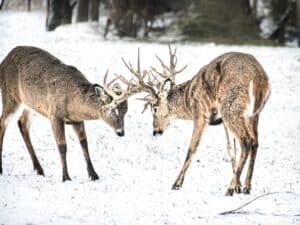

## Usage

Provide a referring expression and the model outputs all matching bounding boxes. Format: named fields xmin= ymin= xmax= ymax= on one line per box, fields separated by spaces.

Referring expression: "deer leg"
xmin=104 ymin=17 xmax=112 ymax=38
xmin=0 ymin=95 xmax=19 ymax=174
xmin=72 ymin=122 xmax=99 ymax=181
xmin=172 ymin=118 xmax=207 ymax=190
xmin=243 ymin=115 xmax=259 ymax=194
xmin=224 ymin=126 xmax=237 ymax=174
xmin=18 ymin=110 xmax=44 ymax=175
xmin=50 ymin=118 xmax=70 ymax=182
xmin=143 ymin=17 xmax=149 ymax=38
xmin=225 ymin=118 xmax=252 ymax=196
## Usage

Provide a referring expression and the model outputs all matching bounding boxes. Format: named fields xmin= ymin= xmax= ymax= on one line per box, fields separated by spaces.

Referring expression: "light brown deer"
xmin=0 ymin=46 xmax=134 ymax=181
xmin=123 ymin=46 xmax=271 ymax=196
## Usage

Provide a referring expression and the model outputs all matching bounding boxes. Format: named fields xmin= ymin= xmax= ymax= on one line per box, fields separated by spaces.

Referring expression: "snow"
xmin=0 ymin=11 xmax=300 ymax=225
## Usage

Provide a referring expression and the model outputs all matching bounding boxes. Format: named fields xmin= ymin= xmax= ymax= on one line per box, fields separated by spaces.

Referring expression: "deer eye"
xmin=152 ymin=106 xmax=157 ymax=114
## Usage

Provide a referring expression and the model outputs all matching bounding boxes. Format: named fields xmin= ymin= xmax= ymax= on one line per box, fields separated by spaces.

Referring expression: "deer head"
xmin=100 ymin=67 xmax=143 ymax=136
xmin=122 ymin=45 xmax=187 ymax=136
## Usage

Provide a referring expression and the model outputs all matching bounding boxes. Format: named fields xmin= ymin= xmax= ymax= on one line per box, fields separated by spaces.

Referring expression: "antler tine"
xmin=174 ymin=64 xmax=188 ymax=75
xmin=137 ymin=48 xmax=141 ymax=75
xmin=148 ymin=70 xmax=161 ymax=89
xmin=103 ymin=68 xmax=109 ymax=85
xmin=121 ymin=49 xmax=157 ymax=98
xmin=115 ymin=74 xmax=141 ymax=95
xmin=136 ymin=95 xmax=153 ymax=114
xmin=103 ymin=69 xmax=120 ymax=99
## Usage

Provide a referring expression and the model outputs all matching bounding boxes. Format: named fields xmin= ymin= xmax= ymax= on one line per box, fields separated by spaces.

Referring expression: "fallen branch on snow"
xmin=219 ymin=191 xmax=299 ymax=216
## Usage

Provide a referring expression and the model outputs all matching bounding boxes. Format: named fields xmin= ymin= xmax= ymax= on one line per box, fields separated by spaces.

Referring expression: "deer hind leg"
xmin=72 ymin=122 xmax=99 ymax=181
xmin=172 ymin=118 xmax=207 ymax=190
xmin=243 ymin=115 xmax=259 ymax=194
xmin=18 ymin=110 xmax=44 ymax=175
xmin=0 ymin=94 xmax=20 ymax=174
xmin=104 ymin=17 xmax=112 ymax=38
xmin=224 ymin=117 xmax=254 ymax=196
xmin=224 ymin=126 xmax=237 ymax=174
xmin=50 ymin=118 xmax=71 ymax=182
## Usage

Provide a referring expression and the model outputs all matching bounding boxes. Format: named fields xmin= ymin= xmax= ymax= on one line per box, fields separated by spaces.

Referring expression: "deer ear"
xmin=112 ymin=82 xmax=123 ymax=95
xmin=93 ymin=84 xmax=105 ymax=96
xmin=161 ymin=79 xmax=173 ymax=93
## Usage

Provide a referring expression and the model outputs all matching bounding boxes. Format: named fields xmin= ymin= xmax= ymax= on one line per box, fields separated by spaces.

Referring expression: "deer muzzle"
xmin=115 ymin=128 xmax=125 ymax=137
xmin=153 ymin=129 xmax=163 ymax=136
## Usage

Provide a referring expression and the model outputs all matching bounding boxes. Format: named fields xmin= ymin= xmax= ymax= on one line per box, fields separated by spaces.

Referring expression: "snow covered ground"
xmin=0 ymin=11 xmax=300 ymax=225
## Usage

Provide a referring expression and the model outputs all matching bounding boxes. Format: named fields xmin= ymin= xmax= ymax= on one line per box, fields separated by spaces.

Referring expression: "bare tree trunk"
xmin=46 ymin=0 xmax=76 ymax=31
xmin=27 ymin=0 xmax=31 ymax=12
xmin=252 ymin=0 xmax=257 ymax=18
xmin=240 ymin=0 xmax=250 ymax=15
xmin=0 ymin=0 xmax=5 ymax=10
xmin=89 ymin=0 xmax=99 ymax=21
xmin=77 ymin=0 xmax=89 ymax=22
xmin=297 ymin=0 xmax=300 ymax=46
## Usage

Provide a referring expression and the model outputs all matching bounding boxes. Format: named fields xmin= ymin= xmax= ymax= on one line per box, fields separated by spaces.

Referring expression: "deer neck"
xmin=167 ymin=81 xmax=193 ymax=120
xmin=66 ymin=85 xmax=105 ymax=121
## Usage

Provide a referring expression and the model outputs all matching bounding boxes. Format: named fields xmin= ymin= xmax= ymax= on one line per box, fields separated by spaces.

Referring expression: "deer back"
xmin=0 ymin=46 xmax=114 ymax=121
xmin=184 ymin=52 xmax=270 ymax=120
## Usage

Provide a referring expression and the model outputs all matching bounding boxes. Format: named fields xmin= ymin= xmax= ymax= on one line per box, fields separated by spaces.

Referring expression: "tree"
xmin=76 ymin=0 xmax=89 ymax=22
xmin=46 ymin=0 xmax=76 ymax=31
xmin=27 ymin=0 xmax=31 ymax=12
xmin=297 ymin=0 xmax=300 ymax=45
xmin=89 ymin=0 xmax=100 ymax=21
xmin=0 ymin=0 xmax=5 ymax=10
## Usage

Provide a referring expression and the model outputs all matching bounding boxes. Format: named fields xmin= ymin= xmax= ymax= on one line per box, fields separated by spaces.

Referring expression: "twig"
xmin=219 ymin=191 xmax=299 ymax=216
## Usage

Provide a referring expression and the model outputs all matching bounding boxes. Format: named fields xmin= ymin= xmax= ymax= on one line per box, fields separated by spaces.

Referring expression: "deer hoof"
xmin=225 ymin=188 xmax=234 ymax=196
xmin=62 ymin=175 xmax=72 ymax=182
xmin=172 ymin=183 xmax=182 ymax=190
xmin=90 ymin=173 xmax=99 ymax=181
xmin=243 ymin=187 xmax=251 ymax=194
xmin=235 ymin=185 xmax=242 ymax=194
xmin=36 ymin=167 xmax=45 ymax=176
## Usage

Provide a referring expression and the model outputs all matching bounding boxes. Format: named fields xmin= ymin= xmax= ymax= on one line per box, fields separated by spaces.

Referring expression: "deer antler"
xmin=121 ymin=48 xmax=157 ymax=98
xmin=102 ymin=69 xmax=134 ymax=110
xmin=151 ymin=44 xmax=187 ymax=84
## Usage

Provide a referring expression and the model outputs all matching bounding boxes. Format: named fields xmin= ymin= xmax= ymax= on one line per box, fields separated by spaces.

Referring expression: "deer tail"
xmin=253 ymin=80 xmax=271 ymax=116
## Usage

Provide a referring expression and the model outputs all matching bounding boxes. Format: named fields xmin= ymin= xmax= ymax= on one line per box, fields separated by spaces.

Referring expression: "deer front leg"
xmin=172 ymin=118 xmax=207 ymax=190
xmin=72 ymin=122 xmax=99 ymax=181
xmin=0 ymin=96 xmax=19 ymax=174
xmin=104 ymin=17 xmax=112 ymax=38
xmin=51 ymin=118 xmax=71 ymax=182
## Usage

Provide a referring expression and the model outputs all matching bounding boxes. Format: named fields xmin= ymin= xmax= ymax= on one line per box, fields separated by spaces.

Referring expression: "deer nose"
xmin=153 ymin=129 xmax=163 ymax=136
xmin=116 ymin=129 xmax=125 ymax=137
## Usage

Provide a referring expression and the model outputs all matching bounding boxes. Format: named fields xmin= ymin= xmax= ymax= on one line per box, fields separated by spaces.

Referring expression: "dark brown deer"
xmin=104 ymin=0 xmax=161 ymax=38
xmin=123 ymin=46 xmax=271 ymax=196
xmin=0 ymin=46 xmax=134 ymax=181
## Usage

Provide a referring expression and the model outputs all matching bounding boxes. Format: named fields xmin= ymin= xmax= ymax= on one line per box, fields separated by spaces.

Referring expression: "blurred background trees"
xmin=0 ymin=0 xmax=299 ymax=46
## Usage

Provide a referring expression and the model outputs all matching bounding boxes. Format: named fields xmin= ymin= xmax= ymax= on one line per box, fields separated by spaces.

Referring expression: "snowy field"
xmin=0 ymin=11 xmax=300 ymax=225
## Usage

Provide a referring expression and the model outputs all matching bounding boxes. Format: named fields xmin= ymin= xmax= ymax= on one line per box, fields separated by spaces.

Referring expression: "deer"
xmin=104 ymin=0 xmax=158 ymax=38
xmin=121 ymin=45 xmax=271 ymax=196
xmin=0 ymin=46 xmax=136 ymax=182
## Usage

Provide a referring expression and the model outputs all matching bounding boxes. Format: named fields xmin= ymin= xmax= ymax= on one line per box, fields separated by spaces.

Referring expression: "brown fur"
xmin=0 ymin=46 xmax=128 ymax=181
xmin=149 ymin=51 xmax=270 ymax=195
xmin=104 ymin=0 xmax=157 ymax=38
